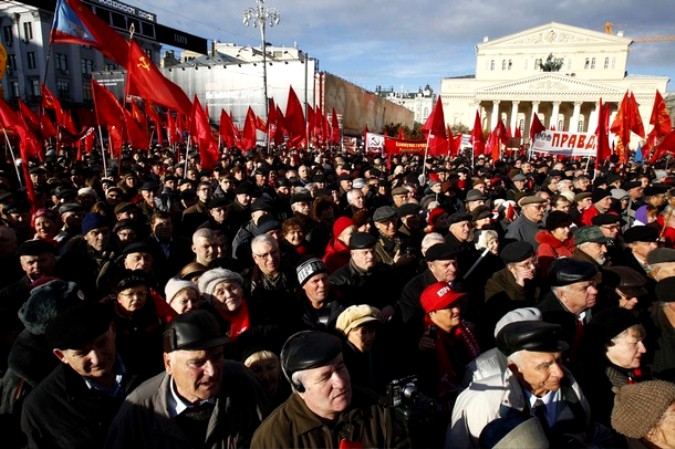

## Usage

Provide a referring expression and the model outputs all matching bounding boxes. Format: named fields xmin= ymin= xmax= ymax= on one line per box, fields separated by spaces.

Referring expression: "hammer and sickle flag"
xmin=126 ymin=40 xmax=191 ymax=115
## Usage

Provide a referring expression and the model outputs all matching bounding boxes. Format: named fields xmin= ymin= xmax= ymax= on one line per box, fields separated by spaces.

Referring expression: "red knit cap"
xmin=333 ymin=216 xmax=354 ymax=239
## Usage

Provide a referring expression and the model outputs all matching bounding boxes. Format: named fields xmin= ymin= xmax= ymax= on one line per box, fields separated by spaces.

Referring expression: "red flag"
xmin=190 ymin=96 xmax=219 ymax=169
xmin=396 ymin=126 xmax=405 ymax=141
xmin=123 ymin=108 xmax=148 ymax=149
xmin=91 ymin=80 xmax=125 ymax=129
xmin=41 ymin=84 xmax=65 ymax=127
xmin=596 ymin=98 xmax=612 ymax=170
xmin=108 ymin=124 xmax=124 ymax=158
xmin=643 ymin=90 xmax=673 ymax=159
xmin=306 ymin=104 xmax=315 ymax=145
xmin=514 ymin=125 xmax=522 ymax=139
xmin=40 ymin=113 xmax=58 ymax=139
xmin=650 ymin=130 xmax=675 ymax=162
xmin=167 ymin=111 xmax=178 ymax=145
xmin=51 ymin=0 xmax=128 ymax=67
xmin=362 ymin=125 xmax=369 ymax=143
xmin=494 ymin=120 xmax=509 ymax=146
xmin=629 ymin=92 xmax=645 ymax=139
xmin=61 ymin=110 xmax=78 ymax=135
xmin=529 ymin=112 xmax=545 ymax=141
xmin=145 ymin=102 xmax=163 ymax=146
xmin=176 ymin=113 xmax=188 ymax=143
xmin=487 ymin=130 xmax=500 ymax=162
xmin=470 ymin=111 xmax=484 ymax=157
xmin=18 ymin=100 xmax=39 ymax=132
xmin=285 ymin=86 xmax=306 ymax=149
xmin=254 ymin=112 xmax=267 ymax=133
xmin=422 ymin=97 xmax=447 ymax=156
xmin=332 ymin=108 xmax=341 ymax=145
xmin=274 ymin=105 xmax=286 ymax=147
xmin=219 ymin=109 xmax=237 ymax=149
xmin=126 ymin=40 xmax=192 ymax=115
xmin=267 ymin=99 xmax=278 ymax=143
xmin=130 ymin=100 xmax=149 ymax=146
xmin=240 ymin=107 xmax=258 ymax=151
xmin=611 ymin=91 xmax=645 ymax=164
xmin=81 ymin=126 xmax=95 ymax=155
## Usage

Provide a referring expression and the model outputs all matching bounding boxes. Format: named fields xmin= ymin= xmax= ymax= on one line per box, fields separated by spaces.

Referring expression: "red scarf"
xmin=216 ymin=299 xmax=250 ymax=342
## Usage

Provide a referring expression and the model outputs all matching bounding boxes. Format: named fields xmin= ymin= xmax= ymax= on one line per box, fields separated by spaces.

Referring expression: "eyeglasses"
xmin=253 ymin=249 xmax=279 ymax=259
xmin=120 ymin=290 xmax=148 ymax=298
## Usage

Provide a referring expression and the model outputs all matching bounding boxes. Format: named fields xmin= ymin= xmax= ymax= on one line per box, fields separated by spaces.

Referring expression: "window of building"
xmin=604 ymin=57 xmax=610 ymax=69
xmin=56 ymin=80 xmax=70 ymax=97
xmin=81 ymin=58 xmax=95 ymax=75
xmin=584 ymin=58 xmax=590 ymax=69
xmin=26 ymin=51 xmax=36 ymax=70
xmin=611 ymin=57 xmax=616 ymax=69
xmin=144 ymin=48 xmax=153 ymax=61
xmin=3 ymin=26 xmax=13 ymax=46
xmin=490 ymin=59 xmax=495 ymax=71
xmin=55 ymin=53 xmax=68 ymax=72
xmin=423 ymin=107 xmax=429 ymax=117
xmin=83 ymin=81 xmax=93 ymax=101
xmin=524 ymin=59 xmax=528 ymax=70
xmin=558 ymin=119 xmax=564 ymax=131
xmin=22 ymin=22 xmax=32 ymax=42
xmin=7 ymin=54 xmax=16 ymax=73
xmin=590 ymin=57 xmax=596 ymax=69
xmin=501 ymin=59 xmax=507 ymax=70
xmin=10 ymin=81 xmax=19 ymax=98
xmin=577 ymin=118 xmax=584 ymax=133
xmin=30 ymin=78 xmax=39 ymax=97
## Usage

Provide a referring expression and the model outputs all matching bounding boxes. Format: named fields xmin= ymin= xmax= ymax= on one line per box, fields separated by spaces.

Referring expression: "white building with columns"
xmin=441 ymin=22 xmax=669 ymax=146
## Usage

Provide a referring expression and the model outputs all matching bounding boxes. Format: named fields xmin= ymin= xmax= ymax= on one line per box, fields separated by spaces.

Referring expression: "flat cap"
xmin=656 ymin=276 xmax=675 ymax=303
xmin=493 ymin=307 xmax=542 ymax=339
xmin=511 ymin=174 xmax=526 ymax=182
xmin=496 ymin=321 xmax=568 ymax=356
xmin=349 ymin=232 xmax=377 ymax=250
xmin=397 ymin=203 xmax=420 ymax=217
xmin=139 ymin=181 xmax=158 ymax=191
xmin=471 ymin=205 xmax=492 ymax=222
xmin=46 ymin=302 xmax=112 ymax=349
xmin=603 ymin=266 xmax=648 ymax=298
xmin=425 ymin=243 xmax=459 ymax=261
xmin=250 ymin=198 xmax=273 ymax=213
xmin=548 ymin=258 xmax=598 ymax=286
xmin=335 ymin=304 xmax=381 ymax=335
xmin=373 ymin=206 xmax=398 ymax=222
xmin=290 ymin=192 xmax=312 ymax=205
xmin=644 ymin=185 xmax=667 ymax=197
xmin=235 ymin=182 xmax=255 ymax=195
xmin=17 ymin=239 xmax=56 ymax=256
xmin=121 ymin=241 xmax=152 ymax=256
xmin=465 ymin=189 xmax=487 ymax=202
xmin=518 ymin=195 xmax=547 ymax=207
xmin=58 ymin=202 xmax=85 ymax=215
xmin=592 ymin=188 xmax=612 ymax=203
xmin=281 ymin=330 xmax=342 ymax=380
xmin=574 ymin=226 xmax=611 ymax=245
xmin=647 ymin=247 xmax=675 ymax=265
xmin=500 ymin=241 xmax=534 ymax=264
xmin=447 ymin=212 xmax=471 ymax=226
xmin=163 ymin=309 xmax=229 ymax=352
xmin=207 ymin=197 xmax=229 ymax=210
xmin=391 ymin=186 xmax=408 ymax=196
xmin=623 ymin=225 xmax=660 ymax=244
xmin=114 ymin=202 xmax=138 ymax=215
xmin=591 ymin=213 xmax=622 ymax=226
xmin=573 ymin=192 xmax=592 ymax=203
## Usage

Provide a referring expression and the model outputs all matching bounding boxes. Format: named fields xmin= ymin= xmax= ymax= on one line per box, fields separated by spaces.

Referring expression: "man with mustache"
xmin=104 ymin=309 xmax=268 ymax=449
xmin=251 ymin=330 xmax=410 ymax=448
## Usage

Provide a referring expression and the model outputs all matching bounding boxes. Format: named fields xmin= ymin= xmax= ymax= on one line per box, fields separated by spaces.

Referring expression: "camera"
xmin=386 ymin=376 xmax=440 ymax=448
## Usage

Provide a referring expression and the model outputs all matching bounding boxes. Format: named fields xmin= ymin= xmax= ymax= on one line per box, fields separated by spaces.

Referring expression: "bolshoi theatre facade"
xmin=440 ymin=22 xmax=670 ymax=145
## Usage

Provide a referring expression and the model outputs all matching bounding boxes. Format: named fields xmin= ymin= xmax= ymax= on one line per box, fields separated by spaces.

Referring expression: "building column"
xmin=570 ymin=102 xmax=582 ymax=133
xmin=490 ymin=100 xmax=500 ymax=131
xmin=510 ymin=101 xmax=520 ymax=135
xmin=550 ymin=101 xmax=561 ymax=129
xmin=588 ymin=102 xmax=600 ymax=133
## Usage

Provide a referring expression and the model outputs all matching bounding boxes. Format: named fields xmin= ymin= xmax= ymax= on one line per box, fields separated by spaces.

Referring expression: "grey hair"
xmin=421 ymin=232 xmax=445 ymax=256
xmin=252 ymin=233 xmax=279 ymax=251
xmin=507 ymin=349 xmax=525 ymax=367
xmin=346 ymin=188 xmax=362 ymax=203
xmin=192 ymin=227 xmax=215 ymax=245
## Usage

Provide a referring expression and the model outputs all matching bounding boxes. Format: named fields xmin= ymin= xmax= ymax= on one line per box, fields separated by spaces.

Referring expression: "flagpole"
xmin=421 ymin=132 xmax=432 ymax=181
xmin=2 ymin=128 xmax=22 ymax=188
xmin=97 ymin=125 xmax=107 ymax=176
xmin=184 ymin=135 xmax=191 ymax=178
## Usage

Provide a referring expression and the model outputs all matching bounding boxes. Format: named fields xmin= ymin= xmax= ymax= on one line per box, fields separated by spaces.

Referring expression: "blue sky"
xmin=122 ymin=0 xmax=675 ymax=94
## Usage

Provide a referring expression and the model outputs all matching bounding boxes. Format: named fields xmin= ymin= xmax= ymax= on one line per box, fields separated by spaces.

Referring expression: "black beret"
xmin=281 ymin=330 xmax=342 ymax=381
xmin=592 ymin=213 xmax=622 ymax=226
xmin=623 ymin=180 xmax=642 ymax=191
xmin=398 ymin=203 xmax=421 ymax=217
xmin=139 ymin=182 xmax=158 ymax=191
xmin=45 ymin=302 xmax=112 ymax=349
xmin=349 ymin=232 xmax=377 ymax=250
xmin=656 ymin=277 xmax=675 ymax=303
xmin=373 ymin=206 xmax=398 ymax=222
xmin=255 ymin=215 xmax=281 ymax=235
xmin=500 ymin=241 xmax=534 ymax=264
xmin=470 ymin=205 xmax=492 ymax=222
xmin=548 ymin=258 xmax=598 ymax=286
xmin=276 ymin=178 xmax=290 ymax=188
xmin=250 ymin=198 xmax=273 ymax=213
xmin=644 ymin=185 xmax=667 ymax=197
xmin=425 ymin=243 xmax=459 ymax=261
xmin=56 ymin=188 xmax=76 ymax=200
xmin=496 ymin=321 xmax=569 ymax=356
xmin=592 ymin=188 xmax=612 ymax=203
xmin=235 ymin=182 xmax=254 ymax=195
xmin=207 ymin=197 xmax=229 ymax=210
xmin=115 ymin=270 xmax=149 ymax=293
xmin=337 ymin=174 xmax=352 ymax=182
xmin=112 ymin=219 xmax=137 ymax=234
xmin=447 ymin=212 xmax=471 ymax=226
xmin=164 ymin=174 xmax=178 ymax=182
xmin=29 ymin=166 xmax=46 ymax=175
xmin=16 ymin=239 xmax=56 ymax=257
xmin=163 ymin=309 xmax=229 ymax=352
xmin=121 ymin=241 xmax=152 ymax=256
xmin=623 ymin=226 xmax=660 ymax=244
xmin=587 ymin=307 xmax=640 ymax=343
xmin=114 ymin=202 xmax=138 ymax=215
xmin=290 ymin=192 xmax=313 ymax=205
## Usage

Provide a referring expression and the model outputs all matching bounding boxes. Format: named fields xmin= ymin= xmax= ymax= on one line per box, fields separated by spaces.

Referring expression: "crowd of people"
xmin=0 ymin=142 xmax=675 ymax=448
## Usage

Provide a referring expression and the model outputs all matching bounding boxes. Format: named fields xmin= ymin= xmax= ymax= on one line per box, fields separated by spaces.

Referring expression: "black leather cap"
xmin=496 ymin=321 xmax=569 ymax=356
xmin=656 ymin=277 xmax=675 ymax=303
xmin=624 ymin=226 xmax=660 ymax=244
xmin=281 ymin=330 xmax=342 ymax=379
xmin=447 ymin=212 xmax=471 ymax=226
xmin=163 ymin=309 xmax=229 ymax=352
xmin=603 ymin=266 xmax=648 ymax=297
xmin=46 ymin=302 xmax=111 ymax=349
xmin=500 ymin=241 xmax=534 ymax=264
xmin=425 ymin=243 xmax=459 ymax=261
xmin=548 ymin=258 xmax=598 ymax=286
xmin=349 ymin=232 xmax=377 ymax=250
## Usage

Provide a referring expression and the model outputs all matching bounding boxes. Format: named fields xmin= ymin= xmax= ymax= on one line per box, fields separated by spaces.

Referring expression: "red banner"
xmin=384 ymin=137 xmax=427 ymax=155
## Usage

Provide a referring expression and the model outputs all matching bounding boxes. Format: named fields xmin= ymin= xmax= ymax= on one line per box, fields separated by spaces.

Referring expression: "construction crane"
xmin=605 ymin=22 xmax=675 ymax=43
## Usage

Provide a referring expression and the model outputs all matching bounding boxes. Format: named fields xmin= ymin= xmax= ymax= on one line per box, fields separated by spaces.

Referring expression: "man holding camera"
xmin=251 ymin=330 xmax=410 ymax=449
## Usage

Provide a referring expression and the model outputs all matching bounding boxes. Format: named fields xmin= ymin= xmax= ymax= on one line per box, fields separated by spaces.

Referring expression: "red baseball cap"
xmin=420 ymin=282 xmax=464 ymax=313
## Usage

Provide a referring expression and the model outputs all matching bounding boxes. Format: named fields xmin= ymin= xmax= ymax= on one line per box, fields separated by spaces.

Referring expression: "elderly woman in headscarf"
xmin=198 ymin=268 xmax=250 ymax=342
xmin=31 ymin=209 xmax=61 ymax=245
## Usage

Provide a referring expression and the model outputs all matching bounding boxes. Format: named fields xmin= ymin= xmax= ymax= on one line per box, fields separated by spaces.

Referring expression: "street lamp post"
xmin=243 ymin=0 xmax=280 ymax=122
